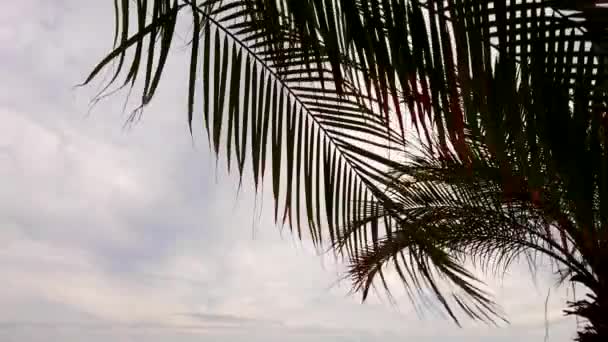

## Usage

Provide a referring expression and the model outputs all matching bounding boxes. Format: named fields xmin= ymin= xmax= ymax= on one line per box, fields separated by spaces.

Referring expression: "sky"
xmin=0 ymin=1 xmax=582 ymax=341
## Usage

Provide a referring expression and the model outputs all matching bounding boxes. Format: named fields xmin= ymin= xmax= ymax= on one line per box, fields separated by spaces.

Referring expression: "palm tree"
xmin=83 ymin=0 xmax=608 ymax=340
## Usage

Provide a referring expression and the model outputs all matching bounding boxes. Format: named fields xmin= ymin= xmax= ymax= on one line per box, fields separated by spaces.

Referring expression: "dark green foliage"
xmin=83 ymin=0 xmax=608 ymax=339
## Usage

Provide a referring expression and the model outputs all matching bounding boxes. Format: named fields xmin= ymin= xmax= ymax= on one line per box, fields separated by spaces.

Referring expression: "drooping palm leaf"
xmin=342 ymin=129 xmax=605 ymax=328
xmin=83 ymin=0 xmax=407 ymax=254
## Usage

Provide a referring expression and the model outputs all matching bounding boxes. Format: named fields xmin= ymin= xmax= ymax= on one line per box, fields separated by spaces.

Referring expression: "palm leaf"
xmin=83 ymin=0 xmax=405 ymax=253
xmin=341 ymin=132 xmax=602 ymax=325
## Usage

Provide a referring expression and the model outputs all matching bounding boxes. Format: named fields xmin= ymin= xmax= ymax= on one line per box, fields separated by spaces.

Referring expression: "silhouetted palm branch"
xmin=344 ymin=116 xmax=607 ymax=336
xmin=340 ymin=134 xmax=596 ymax=323
xmin=84 ymin=0 xmax=407 ymax=251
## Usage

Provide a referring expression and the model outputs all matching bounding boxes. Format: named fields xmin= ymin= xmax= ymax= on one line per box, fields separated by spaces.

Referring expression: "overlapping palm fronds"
xmin=340 ymin=133 xmax=593 ymax=321
xmin=84 ymin=0 xmax=608 ymax=338
xmin=271 ymin=0 xmax=608 ymax=154
xmin=341 ymin=58 xmax=608 ymax=338
xmin=263 ymin=1 xmax=608 ymax=335
xmin=345 ymin=123 xmax=607 ymax=339
xmin=335 ymin=10 xmax=608 ymax=329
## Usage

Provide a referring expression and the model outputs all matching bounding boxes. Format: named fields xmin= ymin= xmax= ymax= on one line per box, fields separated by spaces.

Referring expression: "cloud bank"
xmin=0 ymin=1 xmax=578 ymax=341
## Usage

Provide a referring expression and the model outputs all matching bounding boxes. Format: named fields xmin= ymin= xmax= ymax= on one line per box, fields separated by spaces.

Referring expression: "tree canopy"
xmin=84 ymin=1 xmax=608 ymax=340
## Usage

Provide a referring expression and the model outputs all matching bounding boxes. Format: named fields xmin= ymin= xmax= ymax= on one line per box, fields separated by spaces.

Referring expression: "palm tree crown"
xmin=83 ymin=1 xmax=608 ymax=340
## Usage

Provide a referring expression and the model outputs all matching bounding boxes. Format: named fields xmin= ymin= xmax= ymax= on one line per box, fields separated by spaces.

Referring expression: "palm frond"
xmin=340 ymin=134 xmax=601 ymax=325
xmin=270 ymin=0 xmax=608 ymax=153
xmin=83 ymin=0 xmax=405 ymax=251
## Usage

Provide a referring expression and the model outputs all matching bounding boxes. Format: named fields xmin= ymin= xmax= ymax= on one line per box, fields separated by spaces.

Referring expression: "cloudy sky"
xmin=0 ymin=1 xmax=581 ymax=341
